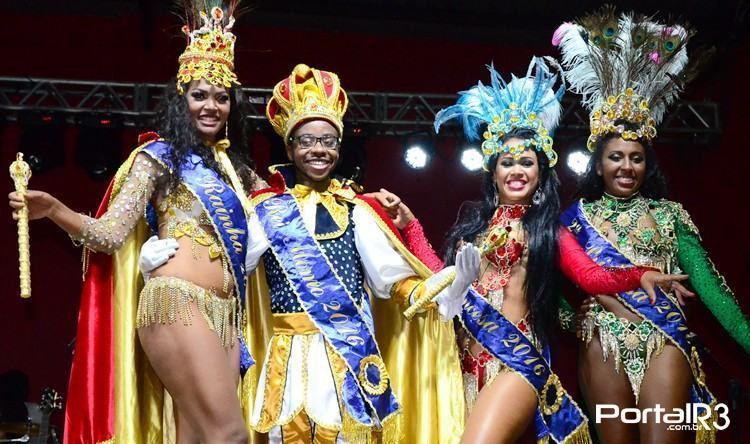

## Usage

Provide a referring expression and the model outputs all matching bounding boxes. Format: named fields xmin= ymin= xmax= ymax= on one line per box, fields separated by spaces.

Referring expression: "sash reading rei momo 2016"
xmin=255 ymin=193 xmax=399 ymax=427
xmin=461 ymin=288 xmax=591 ymax=444
xmin=560 ymin=201 xmax=716 ymax=408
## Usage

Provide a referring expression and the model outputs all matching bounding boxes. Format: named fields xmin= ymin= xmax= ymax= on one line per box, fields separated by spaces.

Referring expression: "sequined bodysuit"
xmin=74 ymin=150 xmax=264 ymax=346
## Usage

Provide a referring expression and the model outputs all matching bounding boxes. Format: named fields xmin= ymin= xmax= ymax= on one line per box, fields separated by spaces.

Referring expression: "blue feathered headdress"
xmin=434 ymin=56 xmax=565 ymax=168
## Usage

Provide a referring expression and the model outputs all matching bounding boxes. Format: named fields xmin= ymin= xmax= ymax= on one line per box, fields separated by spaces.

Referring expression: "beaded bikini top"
xmin=583 ymin=193 xmax=677 ymax=272
xmin=473 ymin=204 xmax=528 ymax=295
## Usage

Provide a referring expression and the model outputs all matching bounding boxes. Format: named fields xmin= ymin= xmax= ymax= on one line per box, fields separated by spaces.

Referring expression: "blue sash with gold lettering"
xmin=561 ymin=201 xmax=715 ymax=408
xmin=255 ymin=193 xmax=399 ymax=427
xmin=142 ymin=142 xmax=254 ymax=369
xmin=461 ymin=288 xmax=590 ymax=443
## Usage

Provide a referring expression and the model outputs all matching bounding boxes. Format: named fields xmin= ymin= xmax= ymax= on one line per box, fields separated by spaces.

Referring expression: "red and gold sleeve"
xmin=558 ymin=226 xmax=650 ymax=295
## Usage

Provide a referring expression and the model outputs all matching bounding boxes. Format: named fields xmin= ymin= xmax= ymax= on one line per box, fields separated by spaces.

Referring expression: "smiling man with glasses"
xmin=243 ymin=63 xmax=475 ymax=443
xmin=289 ymin=134 xmax=341 ymax=149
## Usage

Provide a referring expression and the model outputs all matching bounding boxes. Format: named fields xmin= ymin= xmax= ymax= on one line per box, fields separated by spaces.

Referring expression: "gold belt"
xmin=137 ymin=276 xmax=238 ymax=347
xmin=272 ymin=313 xmax=320 ymax=335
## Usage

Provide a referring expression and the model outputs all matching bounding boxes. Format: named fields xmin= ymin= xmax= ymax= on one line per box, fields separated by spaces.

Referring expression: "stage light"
xmin=460 ymin=146 xmax=483 ymax=171
xmin=402 ymin=132 xmax=434 ymax=170
xmin=405 ymin=145 xmax=429 ymax=169
xmin=567 ymin=150 xmax=590 ymax=176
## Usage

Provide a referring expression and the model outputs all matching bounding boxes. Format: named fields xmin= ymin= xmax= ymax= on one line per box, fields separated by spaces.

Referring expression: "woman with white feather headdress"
xmin=554 ymin=6 xmax=750 ymax=444
xmin=390 ymin=56 xmax=684 ymax=444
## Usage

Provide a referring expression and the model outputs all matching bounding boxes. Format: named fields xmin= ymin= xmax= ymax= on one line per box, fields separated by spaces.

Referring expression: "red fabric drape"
xmin=63 ymin=181 xmax=116 ymax=444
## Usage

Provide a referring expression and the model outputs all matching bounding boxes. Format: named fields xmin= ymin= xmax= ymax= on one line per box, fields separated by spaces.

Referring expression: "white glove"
xmin=139 ymin=235 xmax=179 ymax=281
xmin=433 ymin=243 xmax=481 ymax=321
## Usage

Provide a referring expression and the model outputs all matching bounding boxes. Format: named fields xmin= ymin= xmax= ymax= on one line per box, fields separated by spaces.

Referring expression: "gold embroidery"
xmin=358 ymin=355 xmax=389 ymax=396
xmin=255 ymin=334 xmax=293 ymax=432
xmin=539 ymin=374 xmax=564 ymax=416
xmin=160 ymin=183 xmax=232 ymax=292
xmin=290 ymin=179 xmax=351 ymax=240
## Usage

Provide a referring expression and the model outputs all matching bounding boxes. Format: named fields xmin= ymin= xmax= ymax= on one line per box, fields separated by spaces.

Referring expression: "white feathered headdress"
xmin=552 ymin=6 xmax=693 ymax=150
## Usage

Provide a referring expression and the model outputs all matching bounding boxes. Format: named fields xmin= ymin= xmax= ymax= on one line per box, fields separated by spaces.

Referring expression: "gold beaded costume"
xmin=62 ymin=2 xmax=266 ymax=443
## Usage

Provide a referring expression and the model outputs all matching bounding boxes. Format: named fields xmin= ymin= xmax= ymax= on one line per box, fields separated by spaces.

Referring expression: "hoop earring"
xmin=532 ymin=188 xmax=543 ymax=205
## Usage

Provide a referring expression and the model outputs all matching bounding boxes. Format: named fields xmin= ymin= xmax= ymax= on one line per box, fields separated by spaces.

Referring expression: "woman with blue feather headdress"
xmin=392 ymin=56 xmax=687 ymax=443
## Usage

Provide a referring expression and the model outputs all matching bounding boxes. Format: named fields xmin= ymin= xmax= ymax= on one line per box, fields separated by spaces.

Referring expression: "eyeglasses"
xmin=288 ymin=134 xmax=341 ymax=150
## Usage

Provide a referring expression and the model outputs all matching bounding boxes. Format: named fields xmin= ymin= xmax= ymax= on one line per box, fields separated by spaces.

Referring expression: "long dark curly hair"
xmin=576 ymin=121 xmax=669 ymax=201
xmin=443 ymin=128 xmax=561 ymax=347
xmin=153 ymin=79 xmax=256 ymax=194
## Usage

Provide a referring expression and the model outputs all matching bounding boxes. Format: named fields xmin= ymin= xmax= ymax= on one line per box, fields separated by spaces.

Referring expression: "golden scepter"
xmin=403 ymin=229 xmax=506 ymax=320
xmin=10 ymin=152 xmax=32 ymax=298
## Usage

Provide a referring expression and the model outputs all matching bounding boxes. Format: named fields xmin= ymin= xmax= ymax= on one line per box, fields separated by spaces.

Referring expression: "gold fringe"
xmin=381 ymin=412 xmax=403 ymax=444
xmin=339 ymin=411 xmax=402 ymax=444
xmin=341 ymin=408 xmax=373 ymax=444
xmin=560 ymin=419 xmax=593 ymax=444
xmin=96 ymin=439 xmax=115 ymax=444
xmin=695 ymin=400 xmax=717 ymax=444
xmin=583 ymin=305 xmax=665 ymax=403
xmin=137 ymin=276 xmax=238 ymax=347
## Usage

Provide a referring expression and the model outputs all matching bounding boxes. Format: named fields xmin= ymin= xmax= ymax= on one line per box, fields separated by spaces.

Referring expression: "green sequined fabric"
xmin=675 ymin=217 xmax=750 ymax=353
xmin=582 ymin=304 xmax=665 ymax=402
xmin=584 ymin=194 xmax=750 ymax=354
xmin=558 ymin=295 xmax=576 ymax=333
xmin=583 ymin=193 xmax=677 ymax=271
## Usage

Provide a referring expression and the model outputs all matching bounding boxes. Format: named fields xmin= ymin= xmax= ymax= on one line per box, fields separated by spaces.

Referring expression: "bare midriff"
xmin=465 ymin=260 xmax=529 ymax=357
xmin=150 ymin=224 xmax=234 ymax=298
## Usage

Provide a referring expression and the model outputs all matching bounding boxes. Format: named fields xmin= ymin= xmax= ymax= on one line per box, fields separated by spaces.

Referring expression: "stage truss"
xmin=0 ymin=77 xmax=721 ymax=143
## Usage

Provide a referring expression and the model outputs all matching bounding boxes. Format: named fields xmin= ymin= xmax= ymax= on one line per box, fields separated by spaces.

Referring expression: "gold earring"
xmin=214 ymin=122 xmax=231 ymax=150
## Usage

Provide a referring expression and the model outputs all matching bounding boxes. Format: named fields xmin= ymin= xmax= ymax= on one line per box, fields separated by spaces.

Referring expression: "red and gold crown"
xmin=176 ymin=4 xmax=240 ymax=94
xmin=266 ymin=64 xmax=348 ymax=140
